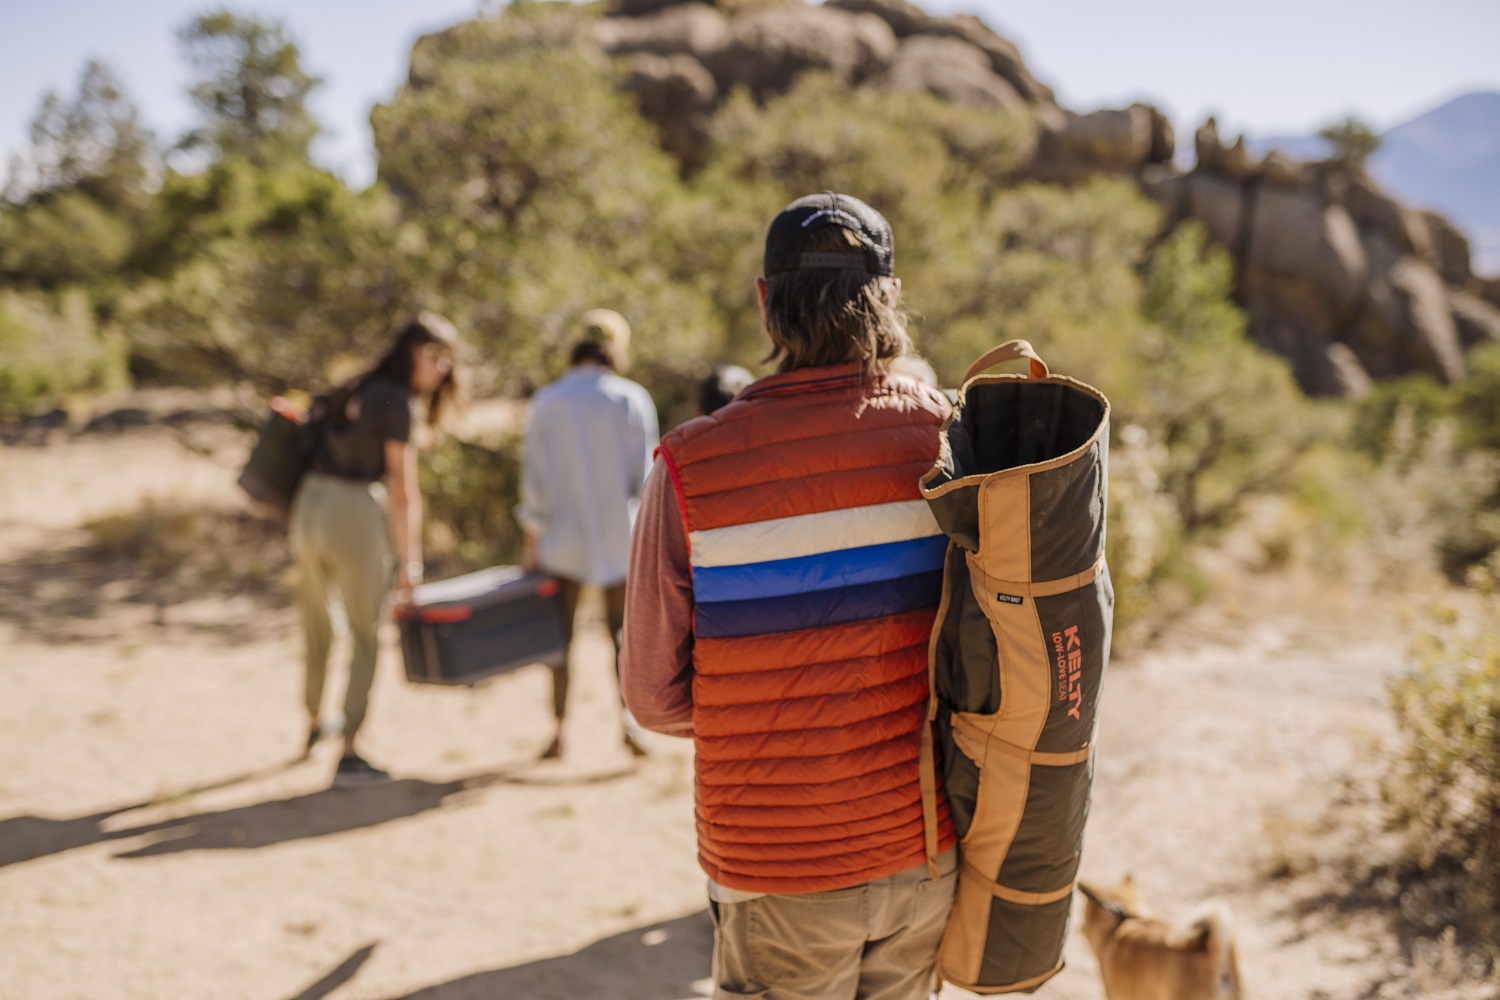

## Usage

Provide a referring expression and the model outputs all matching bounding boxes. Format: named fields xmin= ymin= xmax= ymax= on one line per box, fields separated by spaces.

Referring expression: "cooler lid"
xmin=412 ymin=565 xmax=535 ymax=608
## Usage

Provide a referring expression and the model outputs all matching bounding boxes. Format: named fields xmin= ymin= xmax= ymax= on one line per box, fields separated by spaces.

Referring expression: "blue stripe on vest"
xmin=692 ymin=535 xmax=948 ymax=604
xmin=694 ymin=570 xmax=944 ymax=640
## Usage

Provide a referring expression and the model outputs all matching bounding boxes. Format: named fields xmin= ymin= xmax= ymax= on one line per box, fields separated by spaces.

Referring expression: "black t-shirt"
xmin=312 ymin=375 xmax=413 ymax=482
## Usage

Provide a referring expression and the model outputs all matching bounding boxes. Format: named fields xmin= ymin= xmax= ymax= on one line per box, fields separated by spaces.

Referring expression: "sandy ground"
xmin=0 ymin=425 xmax=1434 ymax=999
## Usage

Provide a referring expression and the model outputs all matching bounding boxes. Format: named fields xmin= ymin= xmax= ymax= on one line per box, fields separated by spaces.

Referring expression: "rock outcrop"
xmin=1033 ymin=104 xmax=1173 ymax=183
xmin=592 ymin=1 xmax=1182 ymax=181
xmin=1147 ymin=121 xmax=1485 ymax=394
xmin=416 ymin=0 xmax=1493 ymax=394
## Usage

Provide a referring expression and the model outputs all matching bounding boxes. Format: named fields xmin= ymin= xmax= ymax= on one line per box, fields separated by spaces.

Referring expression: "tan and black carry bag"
xmin=917 ymin=340 xmax=1113 ymax=993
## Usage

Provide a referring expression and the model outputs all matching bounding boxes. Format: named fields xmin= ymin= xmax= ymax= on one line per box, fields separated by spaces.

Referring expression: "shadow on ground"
xmin=392 ymin=911 xmax=713 ymax=1000
xmin=110 ymin=774 xmax=473 ymax=859
xmin=0 ymin=509 xmax=290 ymax=645
xmin=0 ymin=756 xmax=635 ymax=869
xmin=284 ymin=943 xmax=380 ymax=1000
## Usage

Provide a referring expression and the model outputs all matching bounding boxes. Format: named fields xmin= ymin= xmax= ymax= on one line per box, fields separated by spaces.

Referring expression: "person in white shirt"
xmin=517 ymin=309 xmax=659 ymax=760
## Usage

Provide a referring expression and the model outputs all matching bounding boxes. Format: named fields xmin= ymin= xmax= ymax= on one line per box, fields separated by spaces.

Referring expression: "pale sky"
xmin=2 ymin=0 xmax=1498 ymax=189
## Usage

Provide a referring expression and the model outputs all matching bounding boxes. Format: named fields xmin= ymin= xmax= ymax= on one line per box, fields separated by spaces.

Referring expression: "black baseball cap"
xmin=762 ymin=192 xmax=895 ymax=278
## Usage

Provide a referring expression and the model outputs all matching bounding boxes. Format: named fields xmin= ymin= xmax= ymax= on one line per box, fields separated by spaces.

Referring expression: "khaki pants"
xmin=290 ymin=473 xmax=392 ymax=742
xmin=710 ymin=850 xmax=958 ymax=1000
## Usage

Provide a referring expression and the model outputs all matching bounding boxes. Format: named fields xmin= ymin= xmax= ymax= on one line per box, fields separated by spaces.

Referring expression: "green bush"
xmin=419 ymin=434 xmax=525 ymax=577
xmin=0 ymin=287 xmax=128 ymax=417
xmin=1387 ymin=558 xmax=1500 ymax=948
xmin=0 ymin=191 xmax=134 ymax=292
xmin=1349 ymin=360 xmax=1500 ymax=575
xmin=120 ymin=159 xmax=416 ymax=392
xmin=1452 ymin=342 xmax=1500 ymax=454
xmin=373 ymin=5 xmax=717 ymax=396
xmin=1104 ymin=422 xmax=1196 ymax=648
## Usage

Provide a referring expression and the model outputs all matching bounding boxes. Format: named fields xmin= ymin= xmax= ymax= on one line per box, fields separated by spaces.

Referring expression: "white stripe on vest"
xmin=689 ymin=499 xmax=943 ymax=570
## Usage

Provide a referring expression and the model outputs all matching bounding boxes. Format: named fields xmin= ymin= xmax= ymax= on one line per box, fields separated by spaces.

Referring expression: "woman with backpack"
xmin=291 ymin=312 xmax=459 ymax=787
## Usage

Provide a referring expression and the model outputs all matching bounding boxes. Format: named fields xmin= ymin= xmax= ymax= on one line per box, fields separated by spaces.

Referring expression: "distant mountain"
xmin=1248 ymin=91 xmax=1500 ymax=276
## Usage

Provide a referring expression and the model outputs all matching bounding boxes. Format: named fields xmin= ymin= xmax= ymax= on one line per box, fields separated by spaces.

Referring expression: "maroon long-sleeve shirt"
xmin=619 ymin=456 xmax=696 ymax=736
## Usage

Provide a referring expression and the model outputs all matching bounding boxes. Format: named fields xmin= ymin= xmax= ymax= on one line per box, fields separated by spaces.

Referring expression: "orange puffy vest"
xmin=659 ymin=362 xmax=958 ymax=893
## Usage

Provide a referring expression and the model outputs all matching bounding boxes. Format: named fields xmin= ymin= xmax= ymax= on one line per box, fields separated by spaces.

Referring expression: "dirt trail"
xmin=0 ymin=429 xmax=1417 ymax=999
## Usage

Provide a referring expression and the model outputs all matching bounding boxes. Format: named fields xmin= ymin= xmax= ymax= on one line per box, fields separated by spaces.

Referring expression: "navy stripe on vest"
xmin=692 ymin=535 xmax=949 ymax=604
xmin=695 ymin=570 xmax=944 ymax=640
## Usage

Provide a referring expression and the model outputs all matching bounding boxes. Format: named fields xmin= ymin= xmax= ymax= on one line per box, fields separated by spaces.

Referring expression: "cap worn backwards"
xmin=762 ymin=192 xmax=895 ymax=278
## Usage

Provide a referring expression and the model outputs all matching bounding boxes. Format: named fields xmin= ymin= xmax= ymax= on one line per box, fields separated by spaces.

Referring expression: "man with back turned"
xmin=621 ymin=193 xmax=959 ymax=999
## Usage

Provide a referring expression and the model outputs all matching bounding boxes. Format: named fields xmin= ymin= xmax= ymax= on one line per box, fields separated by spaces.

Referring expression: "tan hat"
xmin=580 ymin=308 xmax=631 ymax=353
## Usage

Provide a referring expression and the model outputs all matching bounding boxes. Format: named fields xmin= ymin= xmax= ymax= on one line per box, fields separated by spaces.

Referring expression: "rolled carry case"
xmin=396 ymin=566 xmax=569 ymax=686
xmin=917 ymin=340 xmax=1112 ymax=993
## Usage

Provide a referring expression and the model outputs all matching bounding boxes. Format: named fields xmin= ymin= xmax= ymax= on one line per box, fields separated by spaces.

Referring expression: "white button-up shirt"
xmin=516 ymin=365 xmax=659 ymax=587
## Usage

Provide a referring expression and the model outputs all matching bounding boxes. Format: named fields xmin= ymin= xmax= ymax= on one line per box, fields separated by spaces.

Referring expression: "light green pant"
xmin=290 ymin=472 xmax=392 ymax=743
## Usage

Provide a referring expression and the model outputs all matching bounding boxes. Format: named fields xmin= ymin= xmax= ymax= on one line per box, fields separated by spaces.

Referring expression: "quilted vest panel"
xmin=661 ymin=363 xmax=958 ymax=893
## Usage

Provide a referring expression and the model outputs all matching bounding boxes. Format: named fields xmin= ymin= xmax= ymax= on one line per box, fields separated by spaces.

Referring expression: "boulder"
xmin=1259 ymin=150 xmax=1314 ymax=190
xmin=884 ymin=35 xmax=1026 ymax=111
xmin=1194 ymin=118 xmax=1252 ymax=179
xmin=618 ymin=53 xmax=718 ymax=169
xmin=1245 ymin=188 xmax=1367 ymax=318
xmin=605 ymin=0 xmax=696 ymax=19
xmin=700 ymin=4 xmax=898 ymax=98
xmin=825 ymin=0 xmax=928 ymax=37
xmin=410 ymin=13 xmax=601 ymax=87
xmin=1137 ymin=164 xmax=1185 ymax=217
xmin=593 ymin=4 xmax=732 ymax=60
xmin=1186 ymin=171 xmax=1248 ymax=249
xmin=1341 ymin=172 xmax=1435 ymax=263
xmin=1037 ymin=106 xmax=1155 ymax=177
xmin=921 ymin=14 xmax=1055 ymax=105
xmin=1448 ymin=289 xmax=1500 ymax=349
xmin=1355 ymin=238 xmax=1466 ymax=382
xmin=1144 ymin=104 xmax=1174 ymax=164
xmin=1423 ymin=210 xmax=1473 ymax=287
xmin=1244 ymin=299 xmax=1352 ymax=396
xmin=1324 ymin=342 xmax=1374 ymax=397
xmin=1479 ymin=276 xmax=1500 ymax=312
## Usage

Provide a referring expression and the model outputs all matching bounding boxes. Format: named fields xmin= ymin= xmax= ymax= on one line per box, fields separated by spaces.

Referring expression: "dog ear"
xmin=1077 ymin=882 xmax=1129 ymax=922
xmin=1188 ymin=918 xmax=1213 ymax=950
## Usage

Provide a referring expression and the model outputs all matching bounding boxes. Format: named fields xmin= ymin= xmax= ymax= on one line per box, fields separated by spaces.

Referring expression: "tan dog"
xmin=1078 ymin=875 xmax=1242 ymax=1000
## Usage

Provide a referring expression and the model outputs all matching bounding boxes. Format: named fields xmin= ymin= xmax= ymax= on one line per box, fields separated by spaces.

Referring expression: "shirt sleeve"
xmin=620 ymin=454 xmax=695 ymax=736
xmin=628 ymin=384 xmax=659 ymax=501
xmin=515 ymin=400 xmax=547 ymax=536
xmin=371 ymin=381 xmax=412 ymax=443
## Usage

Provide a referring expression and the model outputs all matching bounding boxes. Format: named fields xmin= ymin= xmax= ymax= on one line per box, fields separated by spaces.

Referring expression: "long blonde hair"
xmin=761 ymin=227 xmax=911 ymax=372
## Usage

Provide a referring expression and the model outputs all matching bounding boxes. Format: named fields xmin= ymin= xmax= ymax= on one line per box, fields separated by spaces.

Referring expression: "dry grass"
xmin=84 ymin=496 xmax=293 ymax=600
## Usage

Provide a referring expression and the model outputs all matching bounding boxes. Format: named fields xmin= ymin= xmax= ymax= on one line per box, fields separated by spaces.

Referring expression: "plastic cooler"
xmin=396 ymin=566 xmax=568 ymax=686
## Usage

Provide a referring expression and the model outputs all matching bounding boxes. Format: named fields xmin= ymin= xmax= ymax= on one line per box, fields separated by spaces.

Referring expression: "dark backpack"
xmin=237 ymin=395 xmax=324 ymax=518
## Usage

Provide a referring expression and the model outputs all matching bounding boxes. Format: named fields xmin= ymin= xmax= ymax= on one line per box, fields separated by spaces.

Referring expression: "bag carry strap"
xmin=963 ymin=339 xmax=1049 ymax=383
xmin=918 ymin=541 xmax=959 ymax=880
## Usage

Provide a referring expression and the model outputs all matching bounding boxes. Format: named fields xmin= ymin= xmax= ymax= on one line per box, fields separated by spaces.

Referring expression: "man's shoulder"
xmin=660 ymin=412 xmax=717 ymax=453
xmin=530 ymin=374 xmax=581 ymax=406
xmin=601 ymin=371 xmax=648 ymax=394
xmin=600 ymin=373 xmax=655 ymax=408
